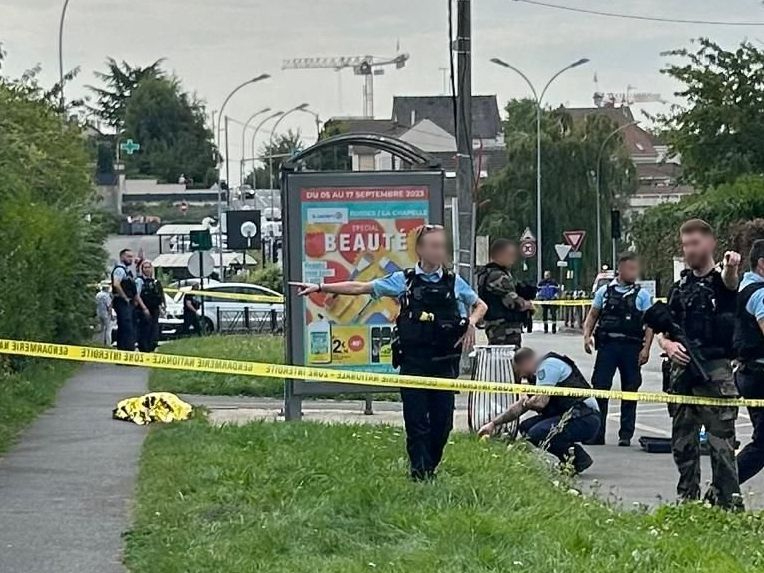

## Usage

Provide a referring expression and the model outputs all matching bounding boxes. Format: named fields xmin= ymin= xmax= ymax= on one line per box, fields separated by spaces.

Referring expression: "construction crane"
xmin=593 ymin=84 xmax=666 ymax=108
xmin=282 ymin=53 xmax=409 ymax=118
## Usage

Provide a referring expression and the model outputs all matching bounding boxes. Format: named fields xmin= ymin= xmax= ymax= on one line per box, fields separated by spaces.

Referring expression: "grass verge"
xmin=149 ymin=334 xmax=398 ymax=400
xmin=0 ymin=359 xmax=77 ymax=453
xmin=149 ymin=335 xmax=285 ymax=397
xmin=124 ymin=419 xmax=764 ymax=573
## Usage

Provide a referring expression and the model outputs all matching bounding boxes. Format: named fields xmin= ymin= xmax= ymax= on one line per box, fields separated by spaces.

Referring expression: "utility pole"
xmin=455 ymin=0 xmax=474 ymax=283
xmin=224 ymin=116 xmax=231 ymax=198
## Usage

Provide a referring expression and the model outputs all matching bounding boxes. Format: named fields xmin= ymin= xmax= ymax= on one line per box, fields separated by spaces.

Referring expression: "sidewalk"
xmin=0 ymin=364 xmax=148 ymax=573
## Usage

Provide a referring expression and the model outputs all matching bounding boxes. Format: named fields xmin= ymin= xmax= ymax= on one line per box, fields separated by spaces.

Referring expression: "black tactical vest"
xmin=477 ymin=263 xmax=526 ymax=324
xmin=395 ymin=269 xmax=466 ymax=367
xmin=534 ymin=352 xmax=593 ymax=419
xmin=111 ymin=264 xmax=137 ymax=300
xmin=669 ymin=269 xmax=736 ymax=359
xmin=140 ymin=278 xmax=164 ymax=311
xmin=596 ymin=284 xmax=644 ymax=343
xmin=734 ymin=282 xmax=764 ymax=362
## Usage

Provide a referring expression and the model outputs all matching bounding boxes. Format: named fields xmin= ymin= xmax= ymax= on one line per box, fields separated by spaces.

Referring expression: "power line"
xmin=513 ymin=0 xmax=764 ymax=26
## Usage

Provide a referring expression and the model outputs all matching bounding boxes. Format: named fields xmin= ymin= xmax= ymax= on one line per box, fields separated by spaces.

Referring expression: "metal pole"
xmin=250 ymin=112 xmax=284 ymax=187
xmin=489 ymin=57 xmax=589 ymax=284
xmin=215 ymin=74 xmax=271 ymax=278
xmin=268 ymin=104 xmax=308 ymax=218
xmin=224 ymin=116 xmax=230 ymax=194
xmin=239 ymin=108 xmax=271 ymax=186
xmin=535 ymin=102 xmax=542 ymax=284
xmin=595 ymin=121 xmax=636 ymax=270
xmin=58 ymin=0 xmax=72 ymax=111
xmin=455 ymin=0 xmax=474 ymax=283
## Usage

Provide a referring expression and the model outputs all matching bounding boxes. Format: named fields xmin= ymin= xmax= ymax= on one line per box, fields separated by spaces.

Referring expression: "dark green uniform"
xmin=667 ymin=269 xmax=741 ymax=509
xmin=477 ymin=263 xmax=526 ymax=346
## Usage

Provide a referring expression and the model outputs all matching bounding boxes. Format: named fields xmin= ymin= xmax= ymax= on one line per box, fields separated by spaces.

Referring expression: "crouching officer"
xmin=583 ymin=252 xmax=654 ymax=446
xmin=478 ymin=347 xmax=600 ymax=473
xmin=735 ymin=239 xmax=764 ymax=485
xmin=659 ymin=219 xmax=742 ymax=509
xmin=292 ymin=225 xmax=487 ymax=480
xmin=111 ymin=248 xmax=137 ymax=351
xmin=477 ymin=239 xmax=533 ymax=346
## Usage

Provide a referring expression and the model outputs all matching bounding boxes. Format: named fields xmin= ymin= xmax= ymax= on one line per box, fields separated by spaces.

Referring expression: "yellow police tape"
xmin=163 ymin=287 xmax=284 ymax=304
xmin=1 ymin=338 xmax=761 ymax=408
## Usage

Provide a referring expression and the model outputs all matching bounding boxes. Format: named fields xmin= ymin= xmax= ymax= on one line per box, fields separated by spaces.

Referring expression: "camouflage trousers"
xmin=669 ymin=359 xmax=742 ymax=509
xmin=484 ymin=321 xmax=522 ymax=347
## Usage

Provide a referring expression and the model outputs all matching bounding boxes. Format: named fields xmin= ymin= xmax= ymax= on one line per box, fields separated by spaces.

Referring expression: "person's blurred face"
xmin=121 ymin=250 xmax=134 ymax=265
xmin=416 ymin=227 xmax=448 ymax=267
xmin=681 ymin=231 xmax=716 ymax=269
xmin=514 ymin=354 xmax=536 ymax=379
xmin=493 ymin=244 xmax=518 ymax=267
xmin=618 ymin=258 xmax=640 ymax=283
xmin=141 ymin=261 xmax=154 ymax=277
xmin=543 ymin=270 xmax=552 ymax=280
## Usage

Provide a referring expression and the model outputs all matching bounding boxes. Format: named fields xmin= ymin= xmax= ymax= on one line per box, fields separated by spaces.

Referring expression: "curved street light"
xmin=297 ymin=107 xmax=322 ymax=139
xmin=215 ymin=74 xmax=270 ymax=274
xmin=239 ymin=107 xmax=271 ymax=184
xmin=490 ymin=57 xmax=589 ymax=283
xmin=58 ymin=0 xmax=72 ymax=111
xmin=249 ymin=110 xmax=284 ymax=183
xmin=267 ymin=102 xmax=309 ymax=212
xmin=596 ymin=121 xmax=638 ymax=270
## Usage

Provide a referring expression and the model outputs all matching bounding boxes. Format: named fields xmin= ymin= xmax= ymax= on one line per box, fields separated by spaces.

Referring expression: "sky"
xmin=2 ymin=0 xmax=764 ymax=184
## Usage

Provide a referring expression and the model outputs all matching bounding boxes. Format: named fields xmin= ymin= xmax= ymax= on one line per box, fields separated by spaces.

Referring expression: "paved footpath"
xmin=0 ymin=364 xmax=148 ymax=573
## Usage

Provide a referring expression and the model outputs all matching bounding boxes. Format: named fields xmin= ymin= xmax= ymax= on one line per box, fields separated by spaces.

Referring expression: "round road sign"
xmin=520 ymin=240 xmax=537 ymax=258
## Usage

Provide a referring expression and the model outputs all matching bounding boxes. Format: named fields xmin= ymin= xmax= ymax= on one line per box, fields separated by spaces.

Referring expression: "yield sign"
xmin=563 ymin=230 xmax=586 ymax=252
xmin=555 ymin=243 xmax=572 ymax=261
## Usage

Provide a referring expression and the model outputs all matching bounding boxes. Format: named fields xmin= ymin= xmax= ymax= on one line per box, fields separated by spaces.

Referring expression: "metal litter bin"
xmin=467 ymin=345 xmax=519 ymax=439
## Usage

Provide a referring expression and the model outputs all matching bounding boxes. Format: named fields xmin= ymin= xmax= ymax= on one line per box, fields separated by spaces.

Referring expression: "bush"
xmin=0 ymin=69 xmax=106 ymax=346
xmin=247 ymin=264 xmax=284 ymax=293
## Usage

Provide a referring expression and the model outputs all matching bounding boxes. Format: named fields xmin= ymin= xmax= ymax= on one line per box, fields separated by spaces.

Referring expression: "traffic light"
xmin=611 ymin=209 xmax=621 ymax=240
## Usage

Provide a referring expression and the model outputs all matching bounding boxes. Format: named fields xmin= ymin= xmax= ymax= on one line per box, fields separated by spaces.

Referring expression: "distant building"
xmin=325 ymin=95 xmax=507 ymax=196
xmin=564 ymin=106 xmax=694 ymax=217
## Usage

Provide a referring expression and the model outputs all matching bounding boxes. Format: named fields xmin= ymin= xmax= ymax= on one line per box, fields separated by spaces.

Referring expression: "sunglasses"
xmin=416 ymin=224 xmax=445 ymax=240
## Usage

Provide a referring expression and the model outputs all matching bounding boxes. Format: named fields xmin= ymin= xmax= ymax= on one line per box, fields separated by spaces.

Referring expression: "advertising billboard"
xmin=283 ymin=171 xmax=445 ymax=400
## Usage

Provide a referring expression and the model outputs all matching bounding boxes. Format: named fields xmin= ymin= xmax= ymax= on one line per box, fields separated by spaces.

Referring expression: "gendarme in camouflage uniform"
xmin=476 ymin=262 xmax=528 ymax=347
xmin=666 ymin=269 xmax=741 ymax=509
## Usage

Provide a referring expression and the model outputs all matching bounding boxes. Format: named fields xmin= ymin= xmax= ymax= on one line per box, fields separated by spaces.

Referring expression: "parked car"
xmin=172 ymin=282 xmax=284 ymax=334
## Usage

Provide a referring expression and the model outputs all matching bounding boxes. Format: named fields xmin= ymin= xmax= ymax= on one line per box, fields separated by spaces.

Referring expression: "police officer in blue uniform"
xmin=292 ymin=225 xmax=487 ymax=480
xmin=734 ymin=239 xmax=764 ymax=485
xmin=111 ymin=248 xmax=138 ymax=350
xmin=478 ymin=347 xmax=600 ymax=473
xmin=583 ymin=252 xmax=654 ymax=446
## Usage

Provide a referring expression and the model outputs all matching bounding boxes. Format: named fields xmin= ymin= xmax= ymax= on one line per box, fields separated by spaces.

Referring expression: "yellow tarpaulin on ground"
xmin=113 ymin=392 xmax=193 ymax=425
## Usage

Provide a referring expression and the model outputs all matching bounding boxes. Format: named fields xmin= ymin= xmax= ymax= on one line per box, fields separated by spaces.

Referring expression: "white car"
xmin=174 ymin=282 xmax=284 ymax=334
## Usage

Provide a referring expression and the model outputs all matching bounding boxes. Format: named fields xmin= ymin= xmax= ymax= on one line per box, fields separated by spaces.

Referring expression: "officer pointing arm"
xmin=291 ymin=224 xmax=486 ymax=481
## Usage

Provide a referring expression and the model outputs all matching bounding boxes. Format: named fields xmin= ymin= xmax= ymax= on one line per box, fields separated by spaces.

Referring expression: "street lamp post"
xmin=239 ymin=107 xmax=271 ymax=184
xmin=596 ymin=121 xmax=637 ymax=271
xmin=215 ymin=74 xmax=270 ymax=276
xmin=268 ymin=103 xmax=309 ymax=216
xmin=490 ymin=57 xmax=589 ymax=283
xmin=298 ymin=107 xmax=322 ymax=139
xmin=58 ymin=0 xmax=72 ymax=111
xmin=250 ymin=111 xmax=284 ymax=186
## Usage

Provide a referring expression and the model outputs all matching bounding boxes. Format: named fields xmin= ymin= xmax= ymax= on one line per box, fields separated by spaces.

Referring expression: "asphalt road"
xmin=0 ymin=365 xmax=148 ymax=573
xmin=524 ymin=329 xmax=764 ymax=508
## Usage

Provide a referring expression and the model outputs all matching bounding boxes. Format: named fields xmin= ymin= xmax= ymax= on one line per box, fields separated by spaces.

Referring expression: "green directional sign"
xmin=120 ymin=139 xmax=141 ymax=155
xmin=189 ymin=229 xmax=212 ymax=251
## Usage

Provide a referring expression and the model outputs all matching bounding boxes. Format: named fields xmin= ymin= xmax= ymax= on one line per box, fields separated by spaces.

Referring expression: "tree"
xmin=88 ymin=58 xmax=164 ymax=129
xmin=0 ymin=57 xmax=106 ymax=345
xmin=244 ymin=130 xmax=305 ymax=189
xmin=658 ymin=38 xmax=764 ymax=189
xmin=478 ymin=100 xmax=637 ymax=283
xmin=631 ymin=176 xmax=764 ymax=292
xmin=122 ymin=76 xmax=216 ymax=186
